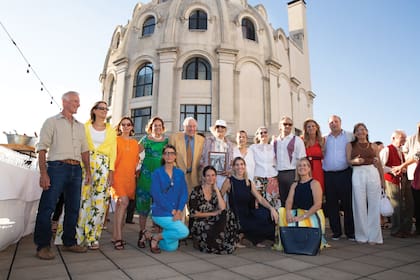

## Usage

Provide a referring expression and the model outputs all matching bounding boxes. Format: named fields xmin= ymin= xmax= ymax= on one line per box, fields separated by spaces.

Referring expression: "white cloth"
xmin=403 ymin=134 xmax=420 ymax=180
xmin=352 ymin=165 xmax=383 ymax=244
xmin=233 ymin=147 xmax=255 ymax=180
xmin=249 ymin=144 xmax=277 ymax=178
xmin=89 ymin=126 xmax=106 ymax=148
xmin=275 ymin=134 xmax=306 ymax=171
xmin=0 ymin=160 xmax=41 ymax=251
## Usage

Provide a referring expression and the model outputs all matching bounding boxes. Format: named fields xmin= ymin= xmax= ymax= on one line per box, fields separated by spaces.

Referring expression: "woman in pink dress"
xmin=302 ymin=119 xmax=325 ymax=192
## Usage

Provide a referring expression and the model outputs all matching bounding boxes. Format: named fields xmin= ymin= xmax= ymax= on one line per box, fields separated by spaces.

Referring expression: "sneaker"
xmin=62 ymin=244 xmax=88 ymax=253
xmin=331 ymin=233 xmax=341 ymax=241
xmin=36 ymin=247 xmax=55 ymax=260
xmin=347 ymin=235 xmax=356 ymax=241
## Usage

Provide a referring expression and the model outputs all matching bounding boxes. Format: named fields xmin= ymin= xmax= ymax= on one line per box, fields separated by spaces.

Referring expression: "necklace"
xmin=357 ymin=142 xmax=370 ymax=149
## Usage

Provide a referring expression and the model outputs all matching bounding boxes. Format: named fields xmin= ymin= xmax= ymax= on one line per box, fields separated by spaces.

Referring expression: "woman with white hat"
xmin=200 ymin=120 xmax=234 ymax=189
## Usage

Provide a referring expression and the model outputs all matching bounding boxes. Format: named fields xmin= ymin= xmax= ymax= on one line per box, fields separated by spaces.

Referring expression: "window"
xmin=142 ymin=16 xmax=155 ymax=36
xmin=134 ymin=63 xmax=153 ymax=97
xmin=180 ymin=104 xmax=211 ymax=132
xmin=108 ymin=79 xmax=115 ymax=106
xmin=132 ymin=107 xmax=151 ymax=136
xmin=241 ymin=18 xmax=256 ymax=41
xmin=189 ymin=10 xmax=207 ymax=30
xmin=182 ymin=57 xmax=211 ymax=80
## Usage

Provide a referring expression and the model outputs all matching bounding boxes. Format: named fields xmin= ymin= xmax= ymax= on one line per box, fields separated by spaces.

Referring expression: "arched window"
xmin=142 ymin=16 xmax=155 ymax=36
xmin=189 ymin=10 xmax=207 ymax=30
xmin=108 ymin=78 xmax=115 ymax=106
xmin=241 ymin=18 xmax=256 ymax=41
xmin=182 ymin=57 xmax=211 ymax=80
xmin=134 ymin=63 xmax=153 ymax=97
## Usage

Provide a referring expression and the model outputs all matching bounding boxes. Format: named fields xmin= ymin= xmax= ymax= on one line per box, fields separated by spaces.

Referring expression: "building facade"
xmin=100 ymin=0 xmax=315 ymax=136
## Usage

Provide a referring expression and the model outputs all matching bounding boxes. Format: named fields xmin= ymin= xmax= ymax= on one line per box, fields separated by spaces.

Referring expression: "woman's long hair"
xmin=302 ymin=119 xmax=323 ymax=149
xmin=232 ymin=156 xmax=250 ymax=186
xmin=89 ymin=101 xmax=107 ymax=122
xmin=145 ymin=116 xmax=166 ymax=134
xmin=115 ymin=116 xmax=135 ymax=136
xmin=351 ymin=122 xmax=369 ymax=144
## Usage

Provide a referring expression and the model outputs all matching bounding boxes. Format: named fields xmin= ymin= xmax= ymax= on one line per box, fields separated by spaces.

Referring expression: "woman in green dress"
xmin=136 ymin=116 xmax=168 ymax=248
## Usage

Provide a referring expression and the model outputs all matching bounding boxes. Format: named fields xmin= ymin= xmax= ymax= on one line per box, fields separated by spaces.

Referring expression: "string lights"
xmin=0 ymin=20 xmax=61 ymax=110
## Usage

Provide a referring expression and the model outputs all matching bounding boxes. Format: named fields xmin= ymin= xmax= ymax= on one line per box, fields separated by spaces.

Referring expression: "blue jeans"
xmin=152 ymin=216 xmax=189 ymax=251
xmin=34 ymin=161 xmax=82 ymax=250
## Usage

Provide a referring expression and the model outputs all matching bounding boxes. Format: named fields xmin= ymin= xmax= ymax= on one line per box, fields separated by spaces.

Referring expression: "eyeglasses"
xmin=259 ymin=131 xmax=268 ymax=135
xmin=96 ymin=107 xmax=109 ymax=111
xmin=215 ymin=125 xmax=226 ymax=129
xmin=121 ymin=123 xmax=132 ymax=127
xmin=163 ymin=151 xmax=176 ymax=156
xmin=282 ymin=123 xmax=293 ymax=127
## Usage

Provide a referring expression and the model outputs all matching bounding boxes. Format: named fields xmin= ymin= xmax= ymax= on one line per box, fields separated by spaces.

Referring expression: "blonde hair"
xmin=294 ymin=157 xmax=312 ymax=181
xmin=232 ymin=157 xmax=250 ymax=186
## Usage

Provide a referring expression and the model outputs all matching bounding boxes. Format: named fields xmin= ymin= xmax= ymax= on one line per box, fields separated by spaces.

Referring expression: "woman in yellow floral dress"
xmin=54 ymin=101 xmax=116 ymax=249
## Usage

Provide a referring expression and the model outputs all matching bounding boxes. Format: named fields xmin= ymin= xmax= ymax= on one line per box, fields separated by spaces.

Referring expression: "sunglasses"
xmin=121 ymin=123 xmax=132 ymax=127
xmin=282 ymin=123 xmax=293 ymax=127
xmin=163 ymin=151 xmax=176 ymax=156
xmin=96 ymin=106 xmax=109 ymax=111
xmin=215 ymin=125 xmax=226 ymax=129
xmin=259 ymin=131 xmax=268 ymax=135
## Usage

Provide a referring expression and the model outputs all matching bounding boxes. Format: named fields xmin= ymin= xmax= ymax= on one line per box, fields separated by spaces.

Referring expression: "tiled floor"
xmin=1 ymin=221 xmax=420 ymax=280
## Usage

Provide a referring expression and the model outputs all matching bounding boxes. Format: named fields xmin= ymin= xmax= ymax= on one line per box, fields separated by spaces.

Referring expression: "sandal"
xmin=114 ymin=240 xmax=124 ymax=250
xmin=137 ymin=230 xmax=147 ymax=248
xmin=88 ymin=243 xmax=100 ymax=250
xmin=111 ymin=240 xmax=126 ymax=245
xmin=149 ymin=234 xmax=161 ymax=254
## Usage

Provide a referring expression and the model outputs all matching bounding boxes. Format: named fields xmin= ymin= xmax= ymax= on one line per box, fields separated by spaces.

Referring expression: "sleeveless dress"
xmin=228 ymin=177 xmax=275 ymax=244
xmin=306 ymin=142 xmax=324 ymax=192
xmin=111 ymin=136 xmax=139 ymax=199
xmin=274 ymin=179 xmax=329 ymax=250
xmin=189 ymin=186 xmax=238 ymax=254
xmin=136 ymin=136 xmax=168 ymax=215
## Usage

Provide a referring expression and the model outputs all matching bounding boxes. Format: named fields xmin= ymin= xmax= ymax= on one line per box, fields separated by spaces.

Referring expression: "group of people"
xmin=33 ymin=91 xmax=420 ymax=260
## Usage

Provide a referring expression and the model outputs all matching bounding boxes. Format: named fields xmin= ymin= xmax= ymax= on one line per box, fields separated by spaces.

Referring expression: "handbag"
xmin=380 ymin=190 xmax=394 ymax=217
xmin=280 ymin=225 xmax=321 ymax=256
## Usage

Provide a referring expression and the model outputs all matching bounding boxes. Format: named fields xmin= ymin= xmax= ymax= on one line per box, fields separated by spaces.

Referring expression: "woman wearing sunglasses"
xmin=149 ymin=144 xmax=189 ymax=253
xmin=110 ymin=117 xmax=139 ymax=250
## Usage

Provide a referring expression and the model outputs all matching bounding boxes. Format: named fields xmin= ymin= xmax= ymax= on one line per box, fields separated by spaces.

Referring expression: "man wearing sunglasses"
xmin=274 ymin=116 xmax=306 ymax=206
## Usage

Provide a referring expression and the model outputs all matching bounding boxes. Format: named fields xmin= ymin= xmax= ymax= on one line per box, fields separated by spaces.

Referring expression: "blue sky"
xmin=1 ymin=0 xmax=419 ymax=144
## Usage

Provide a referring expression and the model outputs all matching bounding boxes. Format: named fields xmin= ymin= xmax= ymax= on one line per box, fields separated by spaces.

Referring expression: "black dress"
xmin=189 ymin=186 xmax=238 ymax=254
xmin=228 ymin=177 xmax=275 ymax=244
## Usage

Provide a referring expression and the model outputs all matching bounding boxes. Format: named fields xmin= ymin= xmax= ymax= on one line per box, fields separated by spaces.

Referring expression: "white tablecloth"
xmin=0 ymin=152 xmax=41 ymax=251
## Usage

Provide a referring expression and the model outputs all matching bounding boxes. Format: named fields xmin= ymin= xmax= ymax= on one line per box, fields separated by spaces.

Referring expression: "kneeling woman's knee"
xmin=176 ymin=222 xmax=189 ymax=239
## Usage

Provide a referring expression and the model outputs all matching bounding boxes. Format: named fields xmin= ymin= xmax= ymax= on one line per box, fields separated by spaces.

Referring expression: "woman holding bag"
xmin=274 ymin=157 xmax=328 ymax=252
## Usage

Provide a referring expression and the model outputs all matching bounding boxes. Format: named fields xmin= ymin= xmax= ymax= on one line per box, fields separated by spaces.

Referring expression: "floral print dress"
xmin=189 ymin=186 xmax=238 ymax=254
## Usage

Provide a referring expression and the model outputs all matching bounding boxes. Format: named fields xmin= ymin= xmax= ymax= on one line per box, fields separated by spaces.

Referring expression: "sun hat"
xmin=209 ymin=119 xmax=228 ymax=136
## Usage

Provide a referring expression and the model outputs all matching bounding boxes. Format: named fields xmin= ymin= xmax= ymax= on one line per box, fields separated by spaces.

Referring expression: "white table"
xmin=0 ymin=146 xmax=41 ymax=251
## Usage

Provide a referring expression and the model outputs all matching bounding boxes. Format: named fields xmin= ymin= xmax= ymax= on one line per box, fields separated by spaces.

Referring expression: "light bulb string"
xmin=0 ymin=20 xmax=61 ymax=110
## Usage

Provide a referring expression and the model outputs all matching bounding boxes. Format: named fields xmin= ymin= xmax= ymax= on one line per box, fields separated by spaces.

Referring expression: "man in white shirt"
xmin=274 ymin=116 xmax=306 ymax=206
xmin=323 ymin=115 xmax=355 ymax=240
xmin=380 ymin=130 xmax=413 ymax=237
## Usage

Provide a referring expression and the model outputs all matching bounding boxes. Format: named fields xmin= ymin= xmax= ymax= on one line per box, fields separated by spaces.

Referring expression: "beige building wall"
xmin=100 ymin=0 xmax=315 ymax=137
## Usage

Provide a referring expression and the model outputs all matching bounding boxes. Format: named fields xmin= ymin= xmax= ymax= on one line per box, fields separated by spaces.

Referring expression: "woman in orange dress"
xmin=111 ymin=117 xmax=140 ymax=249
xmin=302 ymin=119 xmax=325 ymax=192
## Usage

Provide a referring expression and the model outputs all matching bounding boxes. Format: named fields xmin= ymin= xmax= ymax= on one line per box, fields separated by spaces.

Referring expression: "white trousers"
xmin=352 ymin=165 xmax=383 ymax=244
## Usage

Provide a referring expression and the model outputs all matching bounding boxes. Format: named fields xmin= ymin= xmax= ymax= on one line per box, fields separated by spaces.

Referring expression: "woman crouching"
xmin=150 ymin=144 xmax=189 ymax=253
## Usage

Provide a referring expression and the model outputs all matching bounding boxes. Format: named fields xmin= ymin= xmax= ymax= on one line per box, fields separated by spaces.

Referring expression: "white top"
xmin=233 ymin=146 xmax=255 ymax=181
xmin=89 ymin=126 xmax=106 ymax=148
xmin=379 ymin=144 xmax=404 ymax=174
xmin=403 ymin=134 xmax=420 ymax=180
xmin=249 ymin=143 xmax=277 ymax=177
xmin=275 ymin=134 xmax=306 ymax=171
